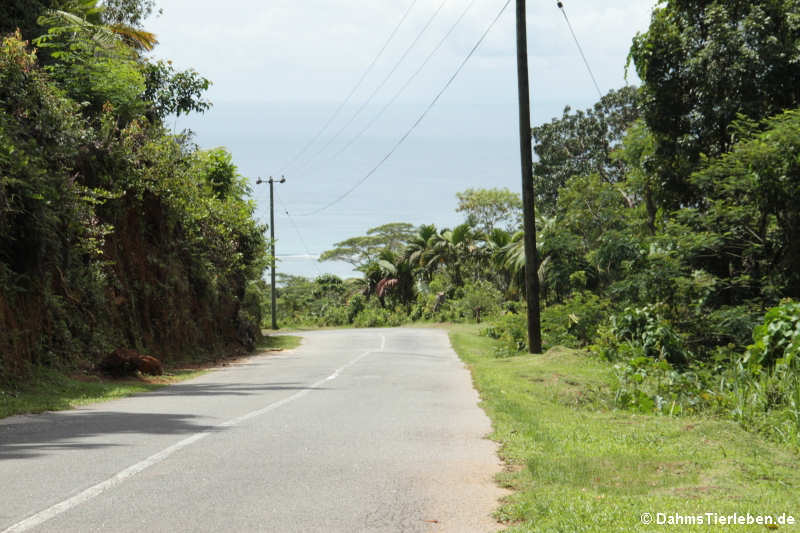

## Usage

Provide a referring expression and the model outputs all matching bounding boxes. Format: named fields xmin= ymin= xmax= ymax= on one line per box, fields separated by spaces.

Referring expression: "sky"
xmin=145 ymin=0 xmax=657 ymax=279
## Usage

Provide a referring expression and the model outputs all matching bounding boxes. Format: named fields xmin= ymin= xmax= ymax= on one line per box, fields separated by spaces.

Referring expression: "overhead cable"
xmin=274 ymin=189 xmax=322 ymax=277
xmin=278 ymin=0 xmax=420 ymax=175
xmin=299 ymin=0 xmax=479 ymax=177
xmin=295 ymin=0 xmax=513 ymax=217
xmin=293 ymin=0 xmax=450 ymax=176
xmin=556 ymin=1 xmax=603 ymax=99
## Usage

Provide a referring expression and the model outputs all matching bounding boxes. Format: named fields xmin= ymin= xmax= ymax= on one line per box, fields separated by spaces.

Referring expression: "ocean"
xmin=172 ymin=96 xmax=590 ymax=281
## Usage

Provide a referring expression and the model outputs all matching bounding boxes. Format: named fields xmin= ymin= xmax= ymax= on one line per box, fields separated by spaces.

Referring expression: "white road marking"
xmin=3 ymin=335 xmax=386 ymax=533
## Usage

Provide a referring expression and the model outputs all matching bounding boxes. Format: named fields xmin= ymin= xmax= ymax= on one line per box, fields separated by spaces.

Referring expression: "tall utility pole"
xmin=515 ymin=0 xmax=542 ymax=353
xmin=257 ymin=176 xmax=286 ymax=330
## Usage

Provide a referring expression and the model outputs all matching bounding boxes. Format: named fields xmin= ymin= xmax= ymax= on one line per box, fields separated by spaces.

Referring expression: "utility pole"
xmin=257 ymin=176 xmax=286 ymax=330
xmin=515 ymin=0 xmax=542 ymax=353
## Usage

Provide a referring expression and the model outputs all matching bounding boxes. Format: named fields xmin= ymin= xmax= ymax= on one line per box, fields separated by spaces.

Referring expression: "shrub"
xmin=453 ymin=279 xmax=502 ymax=323
xmin=723 ymin=300 xmax=800 ymax=447
xmin=484 ymin=312 xmax=528 ymax=356
xmin=347 ymin=293 xmax=365 ymax=324
xmin=607 ymin=305 xmax=688 ymax=365
xmin=242 ymin=280 xmax=268 ymax=330
xmin=541 ymin=291 xmax=610 ymax=348
xmin=319 ymin=304 xmax=348 ymax=327
xmin=409 ymin=302 xmax=424 ymax=322
xmin=695 ymin=305 xmax=762 ymax=353
xmin=744 ymin=300 xmax=800 ymax=368
xmin=352 ymin=306 xmax=403 ymax=328
xmin=612 ymin=354 xmax=717 ymax=415
xmin=603 ymin=302 xmax=800 ymax=449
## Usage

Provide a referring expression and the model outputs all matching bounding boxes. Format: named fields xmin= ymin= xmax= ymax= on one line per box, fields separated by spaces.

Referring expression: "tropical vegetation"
xmin=274 ymin=0 xmax=800 ymax=450
xmin=3 ymin=0 xmax=800 ymax=455
xmin=450 ymin=325 xmax=800 ymax=532
xmin=1 ymin=0 xmax=267 ymax=390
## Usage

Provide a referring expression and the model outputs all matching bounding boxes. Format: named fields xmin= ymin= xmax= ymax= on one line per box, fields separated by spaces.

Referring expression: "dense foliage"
xmin=628 ymin=0 xmax=800 ymax=209
xmin=0 ymin=1 xmax=266 ymax=385
xmin=532 ymin=86 xmax=640 ymax=215
xmin=3 ymin=0 xmax=799 ymax=449
xmin=276 ymin=0 xmax=800 ymax=449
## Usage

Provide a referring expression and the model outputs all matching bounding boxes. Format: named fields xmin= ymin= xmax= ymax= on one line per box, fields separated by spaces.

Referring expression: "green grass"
xmin=449 ymin=324 xmax=800 ymax=532
xmin=0 ymin=367 xmax=205 ymax=419
xmin=1 ymin=335 xmax=303 ymax=420
xmin=258 ymin=334 xmax=302 ymax=351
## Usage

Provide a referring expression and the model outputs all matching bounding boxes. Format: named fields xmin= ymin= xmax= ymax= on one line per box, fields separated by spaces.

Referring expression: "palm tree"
xmin=403 ymin=224 xmax=438 ymax=281
xmin=497 ymin=230 xmax=526 ymax=296
xmin=485 ymin=228 xmax=514 ymax=295
xmin=361 ymin=250 xmax=415 ymax=307
xmin=428 ymin=223 xmax=476 ymax=287
xmin=497 ymin=216 xmax=558 ymax=300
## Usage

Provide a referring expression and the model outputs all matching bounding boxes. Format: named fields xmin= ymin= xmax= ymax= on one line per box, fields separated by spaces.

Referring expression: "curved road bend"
xmin=0 ymin=328 xmax=506 ymax=532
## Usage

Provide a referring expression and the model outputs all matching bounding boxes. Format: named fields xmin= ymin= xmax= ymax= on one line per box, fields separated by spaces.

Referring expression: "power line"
xmin=278 ymin=0 xmax=420 ymax=175
xmin=295 ymin=0 xmax=513 ymax=217
xmin=293 ymin=0 xmax=449 ymax=176
xmin=298 ymin=0 xmax=479 ymax=178
xmin=274 ymin=189 xmax=322 ymax=277
xmin=556 ymin=1 xmax=603 ymax=99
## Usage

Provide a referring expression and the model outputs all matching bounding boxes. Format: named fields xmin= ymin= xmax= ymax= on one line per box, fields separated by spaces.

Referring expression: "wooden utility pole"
xmin=515 ymin=0 xmax=542 ymax=353
xmin=257 ymin=176 xmax=286 ymax=330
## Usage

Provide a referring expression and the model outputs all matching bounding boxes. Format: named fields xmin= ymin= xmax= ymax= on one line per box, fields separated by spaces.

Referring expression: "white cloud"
xmin=147 ymin=0 xmax=658 ymax=272
xmin=148 ymin=0 xmax=655 ymax=103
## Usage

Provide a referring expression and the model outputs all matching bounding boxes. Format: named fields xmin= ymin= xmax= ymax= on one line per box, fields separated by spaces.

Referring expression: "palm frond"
xmin=376 ymin=259 xmax=397 ymax=276
xmin=109 ymin=24 xmax=158 ymax=51
xmin=39 ymin=10 xmax=116 ymax=46
xmin=537 ymin=255 xmax=552 ymax=285
xmin=38 ymin=9 xmax=157 ymax=51
xmin=376 ymin=278 xmax=399 ymax=298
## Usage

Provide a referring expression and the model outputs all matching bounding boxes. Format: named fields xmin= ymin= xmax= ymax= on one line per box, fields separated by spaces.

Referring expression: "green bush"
xmin=408 ymin=290 xmax=442 ymax=322
xmin=697 ymin=305 xmax=763 ymax=352
xmin=612 ymin=354 xmax=717 ymax=415
xmin=242 ymin=280 xmax=268 ymax=329
xmin=346 ymin=293 xmax=366 ymax=324
xmin=352 ymin=305 xmax=404 ymax=328
xmin=389 ymin=311 xmax=405 ymax=327
xmin=602 ymin=302 xmax=800 ymax=449
xmin=483 ymin=312 xmax=528 ymax=356
xmin=453 ymin=279 xmax=502 ymax=323
xmin=408 ymin=302 xmax=425 ymax=322
xmin=605 ymin=305 xmax=688 ymax=364
xmin=541 ymin=291 xmax=610 ymax=348
xmin=744 ymin=300 xmax=800 ymax=368
xmin=319 ymin=304 xmax=348 ymax=327
xmin=721 ymin=300 xmax=800 ymax=447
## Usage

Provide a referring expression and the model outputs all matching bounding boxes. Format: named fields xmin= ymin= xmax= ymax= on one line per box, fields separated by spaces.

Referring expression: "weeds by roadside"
xmin=0 ymin=335 xmax=303 ymax=419
xmin=0 ymin=367 xmax=204 ymax=419
xmin=449 ymin=324 xmax=800 ymax=532
xmin=258 ymin=335 xmax=302 ymax=351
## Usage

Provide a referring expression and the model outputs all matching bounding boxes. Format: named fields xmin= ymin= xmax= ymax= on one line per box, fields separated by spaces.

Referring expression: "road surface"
xmin=0 ymin=328 xmax=505 ymax=532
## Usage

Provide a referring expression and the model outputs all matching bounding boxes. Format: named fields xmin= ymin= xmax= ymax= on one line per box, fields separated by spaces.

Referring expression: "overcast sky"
xmin=145 ymin=0 xmax=657 ymax=278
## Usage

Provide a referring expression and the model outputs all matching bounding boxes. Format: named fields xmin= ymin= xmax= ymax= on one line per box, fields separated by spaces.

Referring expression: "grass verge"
xmin=0 ymin=367 xmax=205 ymax=419
xmin=1 ymin=335 xmax=304 ymax=419
xmin=449 ymin=324 xmax=799 ymax=532
xmin=258 ymin=334 xmax=302 ymax=351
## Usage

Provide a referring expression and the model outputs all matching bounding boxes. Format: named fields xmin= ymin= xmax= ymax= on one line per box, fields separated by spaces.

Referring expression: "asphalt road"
xmin=0 ymin=328 xmax=505 ymax=533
